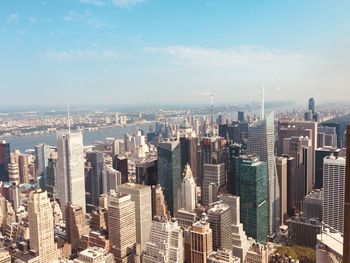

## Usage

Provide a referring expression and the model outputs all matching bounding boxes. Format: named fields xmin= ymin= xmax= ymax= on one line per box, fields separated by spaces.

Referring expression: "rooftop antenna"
xmin=261 ymin=80 xmax=265 ymax=120
xmin=210 ymin=94 xmax=214 ymax=129
xmin=67 ymin=104 xmax=71 ymax=134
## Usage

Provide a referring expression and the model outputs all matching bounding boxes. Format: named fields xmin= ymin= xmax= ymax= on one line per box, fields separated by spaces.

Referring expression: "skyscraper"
xmin=108 ymin=191 xmax=136 ymax=262
xmin=66 ymin=203 xmax=89 ymax=252
xmin=343 ymin=125 xmax=350 ymax=263
xmin=151 ymin=184 xmax=169 ymax=219
xmin=8 ymin=162 xmax=19 ymax=185
xmin=18 ymin=154 xmax=29 ymax=184
xmin=28 ymin=189 xmax=60 ymax=263
xmin=202 ymin=163 xmax=226 ymax=206
xmin=46 ymin=157 xmax=58 ymax=199
xmin=113 ymin=156 xmax=129 ymax=184
xmin=323 ymin=155 xmax=346 ymax=233
xmin=180 ymin=164 xmax=197 ymax=212
xmin=236 ymin=156 xmax=269 ymax=244
xmin=143 ymin=217 xmax=184 ymax=263
xmin=207 ymin=203 xmax=232 ymax=251
xmin=117 ymin=183 xmax=152 ymax=253
xmin=276 ymin=156 xmax=288 ymax=225
xmin=57 ymin=130 xmax=86 ymax=215
xmin=248 ymin=112 xmax=280 ymax=236
xmin=190 ymin=219 xmax=213 ymax=263
xmin=308 ymin=97 xmax=315 ymax=114
xmin=157 ymin=141 xmax=181 ymax=215
xmin=35 ymin=143 xmax=52 ymax=178
xmin=86 ymin=151 xmax=103 ymax=210
xmin=0 ymin=141 xmax=10 ymax=182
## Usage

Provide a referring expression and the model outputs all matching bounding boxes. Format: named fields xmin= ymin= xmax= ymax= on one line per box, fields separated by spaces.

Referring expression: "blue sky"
xmin=1 ymin=0 xmax=350 ymax=107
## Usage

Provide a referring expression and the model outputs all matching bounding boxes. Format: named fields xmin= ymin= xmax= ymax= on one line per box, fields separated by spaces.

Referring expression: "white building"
xmin=248 ymin=112 xmax=280 ymax=236
xmin=323 ymin=155 xmax=346 ymax=233
xmin=207 ymin=249 xmax=241 ymax=263
xmin=203 ymin=163 xmax=226 ymax=206
xmin=57 ymin=130 xmax=86 ymax=216
xmin=102 ymin=166 xmax=121 ymax=193
xmin=28 ymin=190 xmax=60 ymax=263
xmin=143 ymin=218 xmax=184 ymax=263
xmin=73 ymin=247 xmax=114 ymax=263
xmin=180 ymin=164 xmax=197 ymax=212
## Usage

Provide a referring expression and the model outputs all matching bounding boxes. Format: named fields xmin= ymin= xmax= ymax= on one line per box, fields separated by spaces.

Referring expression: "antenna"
xmin=67 ymin=104 xmax=71 ymax=134
xmin=261 ymin=80 xmax=265 ymax=120
xmin=210 ymin=94 xmax=214 ymax=129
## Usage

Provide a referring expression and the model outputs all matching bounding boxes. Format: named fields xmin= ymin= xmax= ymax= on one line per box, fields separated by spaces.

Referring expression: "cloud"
xmin=63 ymin=10 xmax=106 ymax=28
xmin=6 ymin=14 xmax=19 ymax=24
xmin=45 ymin=49 xmax=120 ymax=61
xmin=78 ymin=0 xmax=147 ymax=8
xmin=144 ymin=45 xmax=314 ymax=68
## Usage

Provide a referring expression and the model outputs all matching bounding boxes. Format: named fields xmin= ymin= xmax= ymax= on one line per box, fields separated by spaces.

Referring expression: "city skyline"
xmin=1 ymin=0 xmax=350 ymax=107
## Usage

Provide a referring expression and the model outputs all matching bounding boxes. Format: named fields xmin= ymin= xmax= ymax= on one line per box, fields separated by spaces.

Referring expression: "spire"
xmin=261 ymin=80 xmax=265 ymax=120
xmin=67 ymin=104 xmax=71 ymax=134
xmin=183 ymin=163 xmax=193 ymax=178
xmin=210 ymin=94 xmax=214 ymax=130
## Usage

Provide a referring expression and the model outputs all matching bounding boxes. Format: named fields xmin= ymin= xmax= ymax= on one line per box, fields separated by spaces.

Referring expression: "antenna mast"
xmin=67 ymin=104 xmax=71 ymax=134
xmin=261 ymin=80 xmax=265 ymax=120
xmin=210 ymin=94 xmax=214 ymax=129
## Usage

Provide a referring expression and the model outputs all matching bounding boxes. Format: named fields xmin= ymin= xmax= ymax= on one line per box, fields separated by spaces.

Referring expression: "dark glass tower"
xmin=86 ymin=151 xmax=103 ymax=211
xmin=0 ymin=141 xmax=10 ymax=182
xmin=157 ymin=141 xmax=181 ymax=216
xmin=308 ymin=97 xmax=315 ymax=113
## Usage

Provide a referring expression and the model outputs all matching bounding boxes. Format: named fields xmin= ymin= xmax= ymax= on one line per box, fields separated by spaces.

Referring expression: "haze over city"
xmin=1 ymin=0 xmax=350 ymax=107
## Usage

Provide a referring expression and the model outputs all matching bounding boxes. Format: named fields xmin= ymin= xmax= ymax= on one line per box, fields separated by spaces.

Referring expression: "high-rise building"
xmin=248 ymin=112 xmax=280 ymax=236
xmin=143 ymin=217 xmax=184 ymax=263
xmin=343 ymin=125 xmax=350 ymax=263
xmin=151 ymin=184 xmax=169 ymax=219
xmin=157 ymin=141 xmax=181 ymax=215
xmin=287 ymin=216 xmax=321 ymax=248
xmin=74 ymin=247 xmax=114 ymax=263
xmin=315 ymin=146 xmax=341 ymax=188
xmin=180 ymin=164 xmax=197 ymax=212
xmin=235 ymin=156 xmax=269 ymax=244
xmin=102 ymin=166 xmax=121 ymax=193
xmin=276 ymin=157 xmax=288 ymax=225
xmin=202 ymin=163 xmax=225 ymax=206
xmin=318 ymin=126 xmax=337 ymax=148
xmin=220 ymin=195 xmax=250 ymax=263
xmin=57 ymin=130 xmax=86 ymax=215
xmin=46 ymin=157 xmax=58 ymax=199
xmin=8 ymin=162 xmax=19 ymax=185
xmin=28 ymin=190 xmax=60 ymax=263
xmin=108 ymin=191 xmax=136 ymax=262
xmin=207 ymin=249 xmax=240 ymax=263
xmin=86 ymin=152 xmax=103 ymax=210
xmin=66 ymin=203 xmax=90 ymax=252
xmin=35 ymin=144 xmax=52 ymax=178
xmin=208 ymin=203 xmax=232 ymax=251
xmin=18 ymin=154 xmax=30 ymax=184
xmin=112 ymin=156 xmax=128 ymax=184
xmin=0 ymin=141 xmax=10 ymax=182
xmin=303 ymin=189 xmax=323 ymax=220
xmin=117 ymin=183 xmax=152 ymax=253
xmin=323 ymin=155 xmax=346 ymax=233
xmin=190 ymin=219 xmax=213 ymax=263
xmin=308 ymin=97 xmax=315 ymax=114
xmin=238 ymin=111 xmax=244 ymax=123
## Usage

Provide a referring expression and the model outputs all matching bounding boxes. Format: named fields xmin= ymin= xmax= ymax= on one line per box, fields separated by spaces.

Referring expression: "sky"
xmin=1 ymin=0 xmax=350 ymax=108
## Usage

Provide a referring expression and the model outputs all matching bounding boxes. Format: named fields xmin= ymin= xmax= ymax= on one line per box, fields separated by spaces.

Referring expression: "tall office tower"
xmin=323 ymin=155 xmax=346 ymax=233
xmin=46 ymin=158 xmax=58 ymax=199
xmin=0 ymin=194 xmax=15 ymax=230
xmin=190 ymin=219 xmax=213 ymax=263
xmin=318 ymin=126 xmax=337 ymax=148
xmin=200 ymin=136 xmax=227 ymax=188
xmin=303 ymin=189 xmax=323 ymax=221
xmin=112 ymin=156 xmax=128 ymax=184
xmin=108 ymin=191 xmax=136 ymax=262
xmin=322 ymin=122 xmax=342 ymax=147
xmin=66 ymin=203 xmax=89 ymax=252
xmin=202 ymin=163 xmax=225 ymax=206
xmin=287 ymin=216 xmax=322 ymax=248
xmin=304 ymin=110 xmax=313 ymax=122
xmin=102 ymin=166 xmax=121 ymax=193
xmin=227 ymin=144 xmax=242 ymax=195
xmin=157 ymin=141 xmax=181 ymax=215
xmin=57 ymin=130 xmax=86 ymax=215
xmin=276 ymin=157 xmax=288 ymax=225
xmin=235 ymin=156 xmax=269 ymax=244
xmin=35 ymin=144 xmax=51 ymax=177
xmin=308 ymin=97 xmax=315 ymax=113
xmin=343 ymin=125 xmax=350 ymax=263
xmin=207 ymin=249 xmax=240 ymax=263
xmin=143 ymin=217 xmax=184 ymax=263
xmin=8 ymin=162 xmax=19 ymax=185
xmin=208 ymin=203 xmax=232 ymax=251
xmin=28 ymin=190 xmax=59 ymax=263
xmin=180 ymin=164 xmax=197 ymax=212
xmin=283 ymin=136 xmax=312 ymax=212
xmin=18 ymin=154 xmax=29 ymax=184
xmin=179 ymin=120 xmax=199 ymax=182
xmin=118 ymin=183 xmax=152 ymax=253
xmin=248 ymin=112 xmax=280 ymax=236
xmin=278 ymin=120 xmax=317 ymax=185
xmin=238 ymin=111 xmax=244 ymax=123
xmin=112 ymin=139 xmax=122 ymax=157
xmin=0 ymin=141 xmax=10 ymax=182
xmin=151 ymin=184 xmax=169 ymax=219
xmin=220 ymin=195 xmax=250 ymax=263
xmin=85 ymin=152 xmax=103 ymax=210
xmin=9 ymin=184 xmax=20 ymax=211
xmin=315 ymin=146 xmax=341 ymax=188
xmin=135 ymin=158 xmax=158 ymax=186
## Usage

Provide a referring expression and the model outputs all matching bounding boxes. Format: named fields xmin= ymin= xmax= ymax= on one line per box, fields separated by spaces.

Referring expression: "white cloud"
xmin=79 ymin=0 xmax=106 ymax=6
xmin=45 ymin=49 xmax=120 ymax=60
xmin=112 ymin=0 xmax=147 ymax=7
xmin=6 ymin=14 xmax=19 ymax=24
